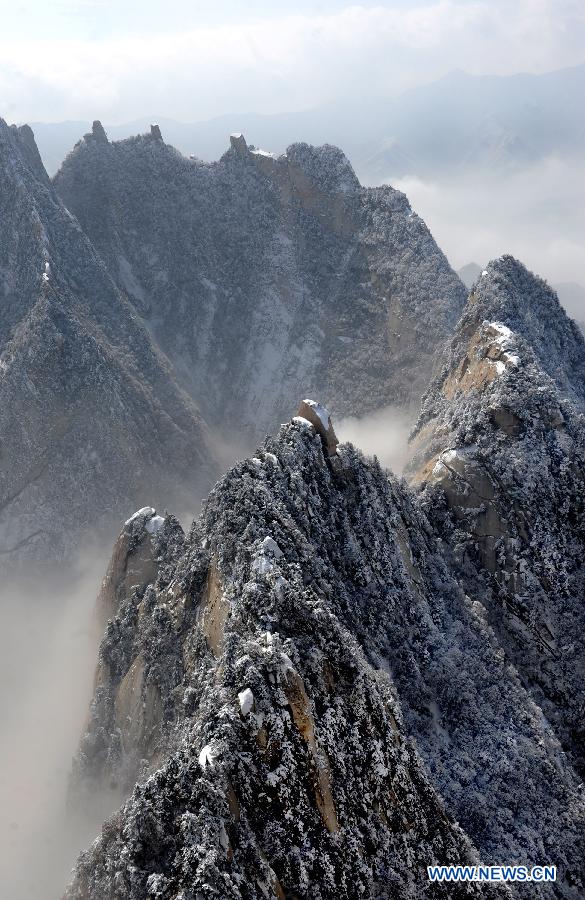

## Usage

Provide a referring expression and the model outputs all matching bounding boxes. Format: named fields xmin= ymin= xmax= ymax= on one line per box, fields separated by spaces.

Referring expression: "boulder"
xmin=296 ymin=398 xmax=339 ymax=456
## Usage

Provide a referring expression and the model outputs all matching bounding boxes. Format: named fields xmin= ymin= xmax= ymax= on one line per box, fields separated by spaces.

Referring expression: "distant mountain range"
xmin=30 ymin=64 xmax=585 ymax=180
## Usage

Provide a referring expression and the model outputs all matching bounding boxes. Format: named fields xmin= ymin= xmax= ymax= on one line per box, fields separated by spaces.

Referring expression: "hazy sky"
xmin=1 ymin=0 xmax=584 ymax=123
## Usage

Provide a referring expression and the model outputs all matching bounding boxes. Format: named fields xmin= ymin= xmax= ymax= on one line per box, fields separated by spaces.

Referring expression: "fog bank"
xmin=337 ymin=405 xmax=415 ymax=475
xmin=0 ymin=556 xmax=112 ymax=899
xmin=387 ymin=158 xmax=585 ymax=291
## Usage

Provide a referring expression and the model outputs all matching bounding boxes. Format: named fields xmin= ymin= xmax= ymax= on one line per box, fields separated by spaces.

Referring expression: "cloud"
xmin=1 ymin=1 xmax=583 ymax=123
xmin=389 ymin=156 xmax=585 ymax=289
xmin=337 ymin=404 xmax=415 ymax=475
xmin=0 ymin=555 xmax=114 ymax=900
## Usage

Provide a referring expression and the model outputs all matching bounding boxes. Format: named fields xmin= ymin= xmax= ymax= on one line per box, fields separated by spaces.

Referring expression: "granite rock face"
xmin=0 ymin=119 xmax=218 ymax=571
xmin=54 ymin=125 xmax=467 ymax=435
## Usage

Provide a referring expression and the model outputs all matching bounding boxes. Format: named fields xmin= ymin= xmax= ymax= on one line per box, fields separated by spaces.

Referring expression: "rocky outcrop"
xmin=88 ymin=120 xmax=108 ymax=144
xmin=54 ymin=129 xmax=466 ymax=436
xmin=97 ymin=507 xmax=168 ymax=628
xmin=296 ymin=398 xmax=339 ymax=456
xmin=66 ymin=403 xmax=585 ymax=898
xmin=0 ymin=119 xmax=218 ymax=571
xmin=73 ymin=510 xmax=186 ymax=794
xmin=409 ymin=256 xmax=585 ymax=779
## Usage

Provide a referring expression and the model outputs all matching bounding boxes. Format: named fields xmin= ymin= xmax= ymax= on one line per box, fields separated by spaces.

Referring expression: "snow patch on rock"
xmin=124 ymin=506 xmax=156 ymax=526
xmin=238 ymin=688 xmax=254 ymax=717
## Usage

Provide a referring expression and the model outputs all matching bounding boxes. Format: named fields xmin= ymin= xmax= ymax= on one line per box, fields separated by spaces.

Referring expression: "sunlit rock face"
xmin=0 ymin=119 xmax=218 ymax=571
xmin=67 ymin=403 xmax=584 ymax=899
xmin=54 ymin=126 xmax=466 ymax=436
xmin=409 ymin=256 xmax=585 ymax=780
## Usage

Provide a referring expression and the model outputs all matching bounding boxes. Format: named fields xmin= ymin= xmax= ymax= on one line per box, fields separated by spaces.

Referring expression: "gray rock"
xmin=54 ymin=129 xmax=467 ymax=437
xmin=0 ymin=119 xmax=218 ymax=572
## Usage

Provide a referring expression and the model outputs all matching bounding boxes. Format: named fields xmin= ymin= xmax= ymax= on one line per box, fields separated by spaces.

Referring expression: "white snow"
xmin=251 ymin=148 xmax=276 ymax=159
xmin=252 ymin=538 xmax=282 ymax=573
xmin=252 ymin=556 xmax=276 ymax=575
xmin=293 ymin=416 xmax=314 ymax=429
xmin=279 ymin=651 xmax=295 ymax=674
xmin=230 ymin=132 xmax=243 ymax=139
xmin=124 ymin=506 xmax=156 ymax=526
xmin=145 ymin=514 xmax=165 ymax=534
xmin=274 ymin=575 xmax=287 ymax=599
xmin=238 ymin=687 xmax=254 ymax=717
xmin=481 ymin=270 xmax=488 ymax=277
xmin=198 ymin=743 xmax=217 ymax=769
xmin=487 ymin=321 xmax=513 ymax=342
xmin=259 ymin=536 xmax=282 ymax=557
xmin=484 ymin=322 xmax=521 ymax=373
xmin=303 ymin=398 xmax=330 ymax=431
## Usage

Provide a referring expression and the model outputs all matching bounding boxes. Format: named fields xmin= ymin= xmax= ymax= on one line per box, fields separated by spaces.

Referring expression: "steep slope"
xmin=410 ymin=256 xmax=585 ymax=779
xmin=67 ymin=407 xmax=584 ymax=899
xmin=0 ymin=119 xmax=218 ymax=570
xmin=54 ymin=123 xmax=466 ymax=435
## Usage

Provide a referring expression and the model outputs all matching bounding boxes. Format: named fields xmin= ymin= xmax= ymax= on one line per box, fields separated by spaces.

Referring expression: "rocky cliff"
xmin=54 ymin=123 xmax=467 ymax=435
xmin=1 ymin=116 xmax=469 ymax=571
xmin=0 ymin=119 xmax=217 ymax=569
xmin=67 ymin=395 xmax=585 ymax=899
xmin=410 ymin=256 xmax=585 ymax=779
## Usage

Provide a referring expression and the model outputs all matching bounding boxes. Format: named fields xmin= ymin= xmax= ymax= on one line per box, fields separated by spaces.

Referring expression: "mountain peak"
xmin=455 ymin=255 xmax=585 ymax=405
xmin=66 ymin=397 xmax=585 ymax=897
xmin=90 ymin=119 xmax=108 ymax=143
xmin=0 ymin=118 xmax=48 ymax=183
xmin=229 ymin=131 xmax=248 ymax=153
xmin=286 ymin=141 xmax=360 ymax=194
xmin=457 ymin=261 xmax=482 ymax=288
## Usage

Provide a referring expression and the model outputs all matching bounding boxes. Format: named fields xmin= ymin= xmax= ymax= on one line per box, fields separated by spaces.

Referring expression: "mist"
xmin=2 ymin=0 xmax=584 ymax=123
xmin=337 ymin=404 xmax=415 ymax=475
xmin=0 ymin=553 xmax=115 ymax=900
xmin=386 ymin=157 xmax=585 ymax=293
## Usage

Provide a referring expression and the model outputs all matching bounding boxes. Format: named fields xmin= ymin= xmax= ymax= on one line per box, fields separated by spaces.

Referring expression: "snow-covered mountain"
xmin=54 ymin=123 xmax=465 ymax=436
xmin=0 ymin=119 xmax=218 ymax=570
xmin=410 ymin=256 xmax=585 ymax=780
xmin=67 ymin=373 xmax=585 ymax=897
xmin=458 ymin=266 xmax=585 ymax=328
xmin=0 ymin=118 xmax=468 ymax=571
xmin=3 ymin=107 xmax=584 ymax=897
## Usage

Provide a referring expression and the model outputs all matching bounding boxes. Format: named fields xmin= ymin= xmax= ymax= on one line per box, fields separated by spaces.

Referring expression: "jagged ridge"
xmin=68 ymin=399 xmax=585 ymax=898
xmin=410 ymin=255 xmax=585 ymax=781
xmin=0 ymin=118 xmax=218 ymax=569
xmin=54 ymin=122 xmax=467 ymax=434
